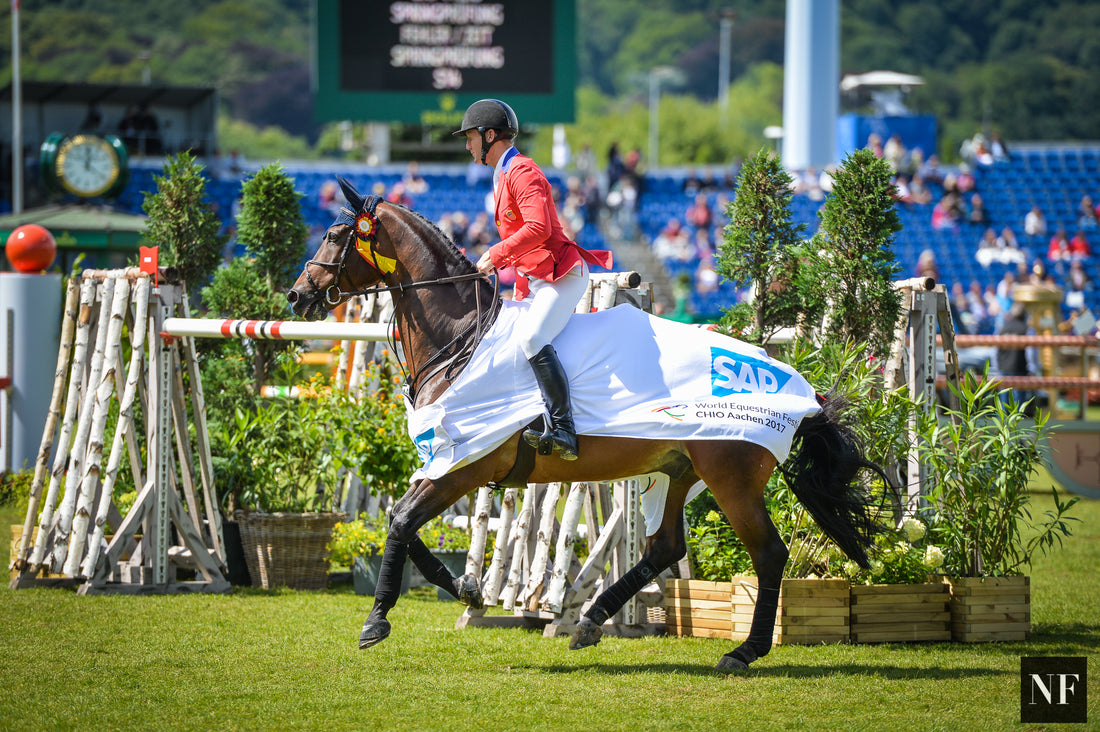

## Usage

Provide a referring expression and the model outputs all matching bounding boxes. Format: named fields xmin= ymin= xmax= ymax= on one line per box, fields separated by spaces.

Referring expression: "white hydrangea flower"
xmin=923 ymin=545 xmax=944 ymax=570
xmin=870 ymin=559 xmax=884 ymax=576
xmin=843 ymin=560 xmax=861 ymax=577
xmin=901 ymin=517 xmax=926 ymax=543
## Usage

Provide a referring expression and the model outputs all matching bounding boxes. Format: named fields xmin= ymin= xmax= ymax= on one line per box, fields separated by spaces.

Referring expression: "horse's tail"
xmin=783 ymin=392 xmax=891 ymax=569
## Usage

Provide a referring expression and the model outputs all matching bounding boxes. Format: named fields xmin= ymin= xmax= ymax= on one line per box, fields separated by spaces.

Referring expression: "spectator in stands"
xmin=402 ymin=161 xmax=429 ymax=195
xmin=606 ymin=142 xmax=624 ymax=189
xmin=450 ymin=211 xmax=471 ymax=251
xmin=1077 ymin=195 xmax=1098 ymax=230
xmin=932 ymin=192 xmax=963 ymax=231
xmin=950 ymin=282 xmax=975 ymax=334
xmin=995 ymin=270 xmax=1017 ymax=311
xmin=973 ymin=139 xmax=994 ymax=166
xmin=955 ymin=165 xmax=976 ymax=194
xmin=1070 ymin=229 xmax=1092 ymax=260
xmin=652 ymin=218 xmax=693 ymax=262
xmin=1065 ymin=260 xmax=1093 ymax=312
xmin=691 ymin=227 xmax=714 ymax=261
xmin=386 ymin=181 xmax=413 ymax=207
xmin=1024 ymin=205 xmax=1047 ymax=238
xmin=996 ymin=303 xmax=1033 ymax=408
xmin=967 ymin=192 xmax=989 ymax=227
xmin=683 ymin=170 xmax=702 ymax=194
xmin=606 ymin=176 xmax=638 ymax=239
xmin=918 ymin=154 xmax=944 ymax=186
xmin=997 ymin=226 xmax=1027 ymax=265
xmin=574 ymin=143 xmax=597 ymax=182
xmin=867 ymin=132 xmax=884 ymax=158
xmin=319 ymin=180 xmax=343 ymax=217
xmin=884 ymin=134 xmax=907 ymax=172
xmin=966 ymin=280 xmax=992 ymax=333
xmin=685 ymin=192 xmax=713 ymax=230
xmin=917 ymin=248 xmax=940 ymax=282
xmin=975 ymin=227 xmax=1001 ymax=268
xmin=1047 ymin=226 xmax=1072 ymax=263
xmin=1028 ymin=259 xmax=1058 ymax=288
xmin=990 ymin=133 xmax=1009 ymax=162
xmin=623 ymin=147 xmax=643 ymax=186
xmin=695 ymin=257 xmax=719 ymax=294
xmin=893 ymin=174 xmax=912 ymax=203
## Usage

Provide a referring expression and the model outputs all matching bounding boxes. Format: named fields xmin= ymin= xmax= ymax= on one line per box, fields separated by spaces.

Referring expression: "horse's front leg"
xmin=360 ymin=466 xmax=492 ymax=649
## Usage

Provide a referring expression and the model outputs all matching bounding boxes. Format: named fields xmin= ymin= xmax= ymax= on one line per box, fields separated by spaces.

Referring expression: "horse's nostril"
xmin=287 ymin=290 xmax=298 ymax=304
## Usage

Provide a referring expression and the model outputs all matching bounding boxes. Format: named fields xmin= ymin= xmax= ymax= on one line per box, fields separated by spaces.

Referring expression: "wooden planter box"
xmin=945 ymin=576 xmax=1031 ymax=642
xmin=665 ymin=577 xmax=850 ymax=645
xmin=665 ymin=579 xmax=736 ymax=639
xmin=849 ymin=583 xmax=951 ymax=643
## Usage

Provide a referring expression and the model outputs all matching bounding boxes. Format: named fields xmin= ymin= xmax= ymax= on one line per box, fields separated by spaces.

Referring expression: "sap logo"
xmin=710 ymin=347 xmax=792 ymax=396
xmin=415 ymin=428 xmax=435 ymax=464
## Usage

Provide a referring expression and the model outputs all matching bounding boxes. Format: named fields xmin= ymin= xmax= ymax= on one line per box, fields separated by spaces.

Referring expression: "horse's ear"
xmin=337 ymin=176 xmax=366 ymax=211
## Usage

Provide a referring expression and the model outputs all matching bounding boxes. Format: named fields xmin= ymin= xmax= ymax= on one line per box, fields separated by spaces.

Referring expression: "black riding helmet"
xmin=452 ymin=99 xmax=519 ymax=164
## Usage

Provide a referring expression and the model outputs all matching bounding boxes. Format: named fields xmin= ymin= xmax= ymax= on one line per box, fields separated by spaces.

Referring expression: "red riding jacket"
xmin=487 ymin=153 xmax=612 ymax=300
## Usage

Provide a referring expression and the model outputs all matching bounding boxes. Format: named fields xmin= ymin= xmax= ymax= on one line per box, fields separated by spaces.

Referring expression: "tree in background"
xmin=717 ymin=148 xmax=816 ymax=344
xmin=141 ymin=151 xmax=225 ymax=289
xmin=806 ymin=148 xmax=902 ymax=359
xmin=201 ymin=163 xmax=309 ymax=391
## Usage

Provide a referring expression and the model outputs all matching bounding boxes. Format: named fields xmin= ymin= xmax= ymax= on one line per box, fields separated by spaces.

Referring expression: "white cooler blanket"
xmin=407 ymin=300 xmax=821 ymax=484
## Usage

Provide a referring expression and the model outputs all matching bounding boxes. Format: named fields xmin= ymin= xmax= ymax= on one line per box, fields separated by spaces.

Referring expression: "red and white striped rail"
xmin=161 ymin=318 xmax=394 ymax=342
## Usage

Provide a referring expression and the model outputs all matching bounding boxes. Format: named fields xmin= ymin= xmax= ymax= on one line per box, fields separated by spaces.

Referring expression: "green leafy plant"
xmin=212 ymin=354 xmax=418 ymax=514
xmin=918 ymin=373 xmax=1079 ymax=577
xmin=417 ymin=516 xmax=472 ymax=553
xmin=327 ymin=512 xmax=389 ymax=566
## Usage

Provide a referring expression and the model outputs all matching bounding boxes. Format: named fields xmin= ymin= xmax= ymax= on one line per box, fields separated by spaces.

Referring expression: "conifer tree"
xmin=717 ymin=148 xmax=812 ymax=344
xmin=141 ymin=151 xmax=226 ymax=288
xmin=808 ymin=148 xmax=902 ymax=358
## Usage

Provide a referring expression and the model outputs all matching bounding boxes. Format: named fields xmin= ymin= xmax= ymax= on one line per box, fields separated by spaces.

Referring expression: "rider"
xmin=455 ymin=99 xmax=613 ymax=461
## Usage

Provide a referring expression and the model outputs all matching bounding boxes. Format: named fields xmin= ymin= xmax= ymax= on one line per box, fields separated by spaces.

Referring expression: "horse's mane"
xmin=386 ymin=201 xmax=480 ymax=277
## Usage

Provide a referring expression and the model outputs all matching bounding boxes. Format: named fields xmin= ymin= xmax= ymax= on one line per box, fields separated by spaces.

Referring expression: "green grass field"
xmin=1 ymin=496 xmax=1097 ymax=732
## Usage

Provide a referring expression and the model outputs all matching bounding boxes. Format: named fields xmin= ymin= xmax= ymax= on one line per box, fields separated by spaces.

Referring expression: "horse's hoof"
xmin=569 ymin=618 xmax=603 ymax=650
xmin=715 ymin=652 xmax=750 ymax=671
xmin=358 ymin=618 xmax=391 ymax=650
xmin=455 ymin=574 xmax=484 ymax=610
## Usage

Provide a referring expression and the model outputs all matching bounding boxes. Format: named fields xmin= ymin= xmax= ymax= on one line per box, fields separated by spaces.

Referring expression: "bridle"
xmin=301 ymin=197 xmax=501 ymax=403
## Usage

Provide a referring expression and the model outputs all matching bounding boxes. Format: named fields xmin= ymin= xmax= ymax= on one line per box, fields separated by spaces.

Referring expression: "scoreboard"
xmin=313 ymin=0 xmax=576 ymax=126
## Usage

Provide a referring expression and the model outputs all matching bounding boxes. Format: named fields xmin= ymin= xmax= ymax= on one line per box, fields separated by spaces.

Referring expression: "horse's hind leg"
xmin=407 ymin=536 xmax=483 ymax=608
xmin=570 ymin=472 xmax=697 ymax=651
xmin=689 ymin=441 xmax=787 ymax=671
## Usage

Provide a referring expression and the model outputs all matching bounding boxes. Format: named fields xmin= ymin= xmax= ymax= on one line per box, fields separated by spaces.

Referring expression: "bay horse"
xmin=287 ymin=178 xmax=888 ymax=671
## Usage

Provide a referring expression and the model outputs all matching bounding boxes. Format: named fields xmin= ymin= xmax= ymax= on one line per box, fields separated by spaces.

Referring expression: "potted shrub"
xmin=918 ymin=376 xmax=1079 ymax=642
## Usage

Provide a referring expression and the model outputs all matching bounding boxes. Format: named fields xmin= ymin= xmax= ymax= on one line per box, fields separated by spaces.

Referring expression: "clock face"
xmin=55 ymin=134 xmax=121 ymax=197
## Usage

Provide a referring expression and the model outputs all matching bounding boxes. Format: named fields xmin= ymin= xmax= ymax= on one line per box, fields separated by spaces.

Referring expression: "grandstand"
xmin=111 ymin=144 xmax=1100 ymax=324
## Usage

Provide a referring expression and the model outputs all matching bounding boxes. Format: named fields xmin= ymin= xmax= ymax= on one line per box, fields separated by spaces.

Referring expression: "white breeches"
xmin=516 ymin=261 xmax=589 ymax=359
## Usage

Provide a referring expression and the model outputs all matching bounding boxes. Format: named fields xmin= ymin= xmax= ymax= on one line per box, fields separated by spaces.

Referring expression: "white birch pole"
xmin=500 ymin=486 xmax=534 ymax=610
xmin=13 ymin=278 xmax=79 ymax=571
xmin=482 ymin=486 xmax=517 ymax=605
xmin=334 ymin=297 xmax=356 ymax=387
xmin=50 ymin=276 xmax=116 ymax=571
xmin=82 ymin=277 xmax=150 ymax=578
xmin=464 ymin=486 xmax=493 ymax=578
xmin=64 ymin=277 xmax=130 ymax=576
xmin=545 ymin=482 xmax=587 ymax=613
xmin=28 ymin=277 xmax=98 ymax=572
xmin=522 ymin=483 xmax=562 ymax=609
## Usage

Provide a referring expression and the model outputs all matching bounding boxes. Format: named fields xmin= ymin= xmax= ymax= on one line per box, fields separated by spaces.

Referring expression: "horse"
xmin=287 ymin=177 xmax=890 ymax=671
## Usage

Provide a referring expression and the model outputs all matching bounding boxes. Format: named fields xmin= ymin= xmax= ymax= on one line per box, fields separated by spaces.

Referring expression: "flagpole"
xmin=11 ymin=0 xmax=23 ymax=213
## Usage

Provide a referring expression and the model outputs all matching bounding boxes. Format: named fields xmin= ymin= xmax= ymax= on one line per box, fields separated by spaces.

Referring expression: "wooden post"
xmin=12 ymin=277 xmax=79 ymax=574
xmin=523 ymin=482 xmax=562 ymax=610
xmin=465 ymin=486 xmax=493 ymax=578
xmin=545 ymin=482 xmax=586 ymax=613
xmin=63 ymin=276 xmax=130 ymax=576
xmin=50 ymin=276 xmax=116 ymax=572
xmin=482 ymin=486 xmax=517 ymax=605
xmin=500 ymin=486 xmax=534 ymax=610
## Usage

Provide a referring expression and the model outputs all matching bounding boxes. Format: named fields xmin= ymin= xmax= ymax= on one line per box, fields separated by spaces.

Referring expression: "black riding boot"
xmin=522 ymin=344 xmax=579 ymax=461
